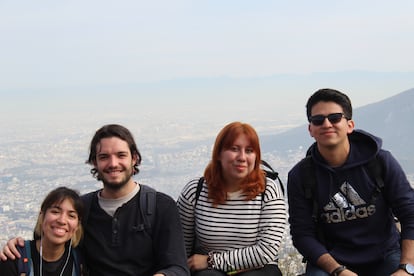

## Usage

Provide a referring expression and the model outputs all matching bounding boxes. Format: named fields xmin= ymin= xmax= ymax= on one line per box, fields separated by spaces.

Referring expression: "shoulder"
xmin=299 ymin=155 xmax=313 ymax=167
xmin=81 ymin=190 xmax=99 ymax=202
xmin=377 ymin=149 xmax=397 ymax=164
xmin=376 ymin=149 xmax=407 ymax=180
xmin=139 ymin=184 xmax=172 ymax=203
xmin=138 ymin=184 xmax=179 ymax=215
xmin=179 ymin=177 xmax=205 ymax=200
xmin=288 ymin=156 xmax=312 ymax=184
xmin=155 ymin=190 xmax=176 ymax=205
xmin=289 ymin=155 xmax=312 ymax=173
xmin=263 ymin=177 xmax=284 ymax=201
xmin=139 ymin=184 xmax=184 ymax=211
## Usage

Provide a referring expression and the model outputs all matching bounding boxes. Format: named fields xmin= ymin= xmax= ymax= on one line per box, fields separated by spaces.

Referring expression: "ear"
xmin=308 ymin=124 xmax=314 ymax=137
xmin=132 ymin=153 xmax=138 ymax=166
xmin=347 ymin=119 xmax=355 ymax=134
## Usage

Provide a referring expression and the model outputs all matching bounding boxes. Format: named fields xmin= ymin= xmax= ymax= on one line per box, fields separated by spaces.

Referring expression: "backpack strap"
xmin=17 ymin=240 xmax=32 ymax=276
xmin=366 ymin=155 xmax=385 ymax=203
xmin=72 ymin=248 xmax=78 ymax=276
xmin=139 ymin=184 xmax=157 ymax=233
xmin=300 ymin=155 xmax=326 ymax=248
xmin=301 ymin=156 xmax=318 ymax=223
xmin=71 ymin=247 xmax=83 ymax=276
xmin=194 ymin=177 xmax=204 ymax=207
xmin=365 ymin=155 xmax=399 ymax=225
xmin=261 ymin=160 xmax=284 ymax=195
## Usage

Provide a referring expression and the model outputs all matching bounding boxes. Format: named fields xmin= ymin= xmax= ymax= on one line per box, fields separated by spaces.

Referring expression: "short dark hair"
xmin=86 ymin=124 xmax=142 ymax=178
xmin=306 ymin=88 xmax=353 ymax=121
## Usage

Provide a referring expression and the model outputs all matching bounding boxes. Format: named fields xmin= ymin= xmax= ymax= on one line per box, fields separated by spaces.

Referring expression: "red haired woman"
xmin=177 ymin=122 xmax=286 ymax=276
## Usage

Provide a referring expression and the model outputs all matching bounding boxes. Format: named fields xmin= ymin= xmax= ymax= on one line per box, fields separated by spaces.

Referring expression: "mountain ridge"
xmin=260 ymin=88 xmax=414 ymax=173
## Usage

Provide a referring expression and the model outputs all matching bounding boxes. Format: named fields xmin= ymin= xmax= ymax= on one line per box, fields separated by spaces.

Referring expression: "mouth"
xmin=51 ymin=226 xmax=68 ymax=236
xmin=321 ymin=130 xmax=337 ymax=136
xmin=105 ymin=169 xmax=123 ymax=176
xmin=235 ymin=165 xmax=247 ymax=172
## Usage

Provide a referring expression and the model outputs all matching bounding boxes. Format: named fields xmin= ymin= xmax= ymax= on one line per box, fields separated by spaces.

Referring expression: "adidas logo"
xmin=321 ymin=182 xmax=376 ymax=223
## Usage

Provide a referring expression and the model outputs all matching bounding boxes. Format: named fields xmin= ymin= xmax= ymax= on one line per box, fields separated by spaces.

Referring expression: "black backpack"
xmin=82 ymin=184 xmax=157 ymax=235
xmin=17 ymin=240 xmax=83 ymax=276
xmin=194 ymin=160 xmax=284 ymax=206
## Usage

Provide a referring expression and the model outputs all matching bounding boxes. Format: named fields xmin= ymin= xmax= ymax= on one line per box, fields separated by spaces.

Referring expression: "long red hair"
xmin=204 ymin=122 xmax=265 ymax=205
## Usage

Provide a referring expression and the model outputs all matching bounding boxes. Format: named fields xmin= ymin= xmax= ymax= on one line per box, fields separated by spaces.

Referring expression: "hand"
xmin=0 ymin=237 xmax=24 ymax=261
xmin=391 ymin=269 xmax=412 ymax=276
xmin=187 ymin=254 xmax=208 ymax=271
xmin=153 ymin=274 xmax=165 ymax=276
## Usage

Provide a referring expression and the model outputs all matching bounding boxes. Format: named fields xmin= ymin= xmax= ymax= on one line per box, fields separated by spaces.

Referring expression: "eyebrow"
xmin=50 ymin=205 xmax=77 ymax=213
xmin=97 ymin=151 xmax=129 ymax=156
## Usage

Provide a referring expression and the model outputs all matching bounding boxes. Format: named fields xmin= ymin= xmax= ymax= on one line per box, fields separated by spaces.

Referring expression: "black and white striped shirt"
xmin=177 ymin=177 xmax=287 ymax=272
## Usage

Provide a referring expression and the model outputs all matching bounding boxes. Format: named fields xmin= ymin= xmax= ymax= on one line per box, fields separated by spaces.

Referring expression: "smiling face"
xmin=41 ymin=198 xmax=79 ymax=246
xmin=308 ymin=101 xmax=354 ymax=150
xmin=218 ymin=133 xmax=257 ymax=190
xmin=94 ymin=137 xmax=137 ymax=192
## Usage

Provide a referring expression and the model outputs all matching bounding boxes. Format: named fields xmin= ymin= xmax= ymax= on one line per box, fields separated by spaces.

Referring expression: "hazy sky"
xmin=1 ymin=1 xmax=413 ymax=131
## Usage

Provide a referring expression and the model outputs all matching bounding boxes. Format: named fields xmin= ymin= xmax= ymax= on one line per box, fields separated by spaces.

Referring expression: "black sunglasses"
xmin=308 ymin=113 xmax=348 ymax=126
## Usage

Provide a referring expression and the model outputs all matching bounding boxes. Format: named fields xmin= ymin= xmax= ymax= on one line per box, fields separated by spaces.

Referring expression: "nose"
xmin=237 ymin=149 xmax=247 ymax=160
xmin=108 ymin=155 xmax=118 ymax=166
xmin=56 ymin=213 xmax=68 ymax=224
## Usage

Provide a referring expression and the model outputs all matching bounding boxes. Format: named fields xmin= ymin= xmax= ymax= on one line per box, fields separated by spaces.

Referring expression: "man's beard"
xmin=99 ymin=168 xmax=134 ymax=191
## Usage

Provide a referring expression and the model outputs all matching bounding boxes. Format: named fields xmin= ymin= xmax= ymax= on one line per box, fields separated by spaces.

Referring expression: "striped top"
xmin=177 ymin=177 xmax=287 ymax=272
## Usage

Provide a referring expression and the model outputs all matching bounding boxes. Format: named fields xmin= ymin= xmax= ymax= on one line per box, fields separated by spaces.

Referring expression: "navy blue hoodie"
xmin=287 ymin=129 xmax=414 ymax=265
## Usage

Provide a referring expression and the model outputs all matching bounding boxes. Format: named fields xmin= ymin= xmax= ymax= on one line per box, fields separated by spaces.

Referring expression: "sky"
xmin=1 ymin=1 xmax=414 ymax=133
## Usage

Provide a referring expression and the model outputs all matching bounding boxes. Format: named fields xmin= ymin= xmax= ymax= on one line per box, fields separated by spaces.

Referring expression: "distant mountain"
xmin=261 ymin=88 xmax=414 ymax=173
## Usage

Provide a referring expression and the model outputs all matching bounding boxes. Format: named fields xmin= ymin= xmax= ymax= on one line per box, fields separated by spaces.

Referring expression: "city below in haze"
xmin=1 ymin=2 xmax=413 ymax=273
xmin=0 ymin=88 xmax=414 ymax=274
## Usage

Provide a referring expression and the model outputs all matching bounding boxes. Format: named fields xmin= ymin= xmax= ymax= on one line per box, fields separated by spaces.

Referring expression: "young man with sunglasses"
xmin=287 ymin=88 xmax=414 ymax=276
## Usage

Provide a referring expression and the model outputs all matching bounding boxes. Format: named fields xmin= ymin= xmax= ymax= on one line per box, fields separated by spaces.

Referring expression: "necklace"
xmin=39 ymin=238 xmax=72 ymax=276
